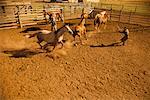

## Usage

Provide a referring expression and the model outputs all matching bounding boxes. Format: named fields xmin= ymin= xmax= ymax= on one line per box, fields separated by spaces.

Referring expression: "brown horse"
xmin=94 ymin=11 xmax=109 ymax=32
xmin=44 ymin=11 xmax=64 ymax=31
xmin=74 ymin=13 xmax=88 ymax=44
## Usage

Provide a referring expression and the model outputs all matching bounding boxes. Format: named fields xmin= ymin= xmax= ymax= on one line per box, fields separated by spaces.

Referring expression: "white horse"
xmin=94 ymin=11 xmax=109 ymax=32
xmin=28 ymin=24 xmax=74 ymax=51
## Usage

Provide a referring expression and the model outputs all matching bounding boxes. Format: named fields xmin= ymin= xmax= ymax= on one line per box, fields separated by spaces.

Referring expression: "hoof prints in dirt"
xmin=3 ymin=49 xmax=41 ymax=58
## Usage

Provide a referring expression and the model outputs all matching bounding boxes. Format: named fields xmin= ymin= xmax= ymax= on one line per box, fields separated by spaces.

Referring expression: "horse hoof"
xmin=74 ymin=43 xmax=78 ymax=46
xmin=101 ymin=44 xmax=104 ymax=46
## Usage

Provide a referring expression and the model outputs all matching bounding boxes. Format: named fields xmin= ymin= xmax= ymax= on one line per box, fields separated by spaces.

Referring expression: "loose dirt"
xmin=0 ymin=19 xmax=150 ymax=100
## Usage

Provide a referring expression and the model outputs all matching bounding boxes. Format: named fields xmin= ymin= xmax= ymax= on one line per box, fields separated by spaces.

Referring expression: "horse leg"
xmin=79 ymin=37 xmax=83 ymax=44
xmin=51 ymin=24 xmax=53 ymax=31
xmin=54 ymin=24 xmax=57 ymax=31
xmin=73 ymin=34 xmax=81 ymax=46
xmin=51 ymin=21 xmax=57 ymax=31
xmin=95 ymin=23 xmax=98 ymax=31
xmin=103 ymin=23 xmax=107 ymax=30
xmin=43 ymin=43 xmax=50 ymax=50
xmin=60 ymin=41 xmax=64 ymax=49
xmin=76 ymin=33 xmax=82 ymax=44
xmin=83 ymin=30 xmax=87 ymax=40
xmin=52 ymin=41 xmax=64 ymax=50
xmin=95 ymin=19 xmax=99 ymax=32
xmin=94 ymin=19 xmax=97 ymax=30
xmin=79 ymin=32 xmax=85 ymax=44
xmin=97 ymin=23 xmax=101 ymax=32
xmin=51 ymin=42 xmax=58 ymax=51
xmin=101 ymin=23 xmax=104 ymax=30
xmin=37 ymin=41 xmax=43 ymax=49
xmin=95 ymin=23 xmax=99 ymax=31
xmin=73 ymin=35 xmax=76 ymax=41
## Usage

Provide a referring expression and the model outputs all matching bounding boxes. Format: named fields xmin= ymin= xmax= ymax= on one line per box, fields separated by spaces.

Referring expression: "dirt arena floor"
xmin=0 ymin=19 xmax=150 ymax=100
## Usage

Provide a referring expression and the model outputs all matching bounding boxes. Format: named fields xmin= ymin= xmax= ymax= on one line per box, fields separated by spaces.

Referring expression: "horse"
xmin=74 ymin=13 xmax=89 ymax=44
xmin=56 ymin=9 xmax=64 ymax=23
xmin=94 ymin=11 xmax=109 ymax=32
xmin=117 ymin=26 xmax=129 ymax=46
xmin=28 ymin=24 xmax=74 ymax=51
xmin=45 ymin=11 xmax=64 ymax=31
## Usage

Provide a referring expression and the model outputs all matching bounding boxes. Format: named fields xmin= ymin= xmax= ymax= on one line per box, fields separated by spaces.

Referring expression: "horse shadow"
xmin=65 ymin=22 xmax=91 ymax=27
xmin=20 ymin=27 xmax=42 ymax=33
xmin=90 ymin=42 xmax=123 ymax=48
xmin=2 ymin=49 xmax=43 ymax=58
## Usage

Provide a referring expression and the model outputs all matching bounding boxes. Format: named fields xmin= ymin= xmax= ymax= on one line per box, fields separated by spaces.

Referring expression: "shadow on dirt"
xmin=2 ymin=49 xmax=43 ymax=58
xmin=90 ymin=42 xmax=123 ymax=48
xmin=65 ymin=22 xmax=91 ymax=27
xmin=64 ymin=23 xmax=76 ymax=26
xmin=20 ymin=27 xmax=42 ymax=33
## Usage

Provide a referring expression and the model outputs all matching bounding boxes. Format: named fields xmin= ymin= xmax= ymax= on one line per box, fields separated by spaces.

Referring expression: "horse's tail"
xmin=94 ymin=19 xmax=96 ymax=26
xmin=94 ymin=18 xmax=98 ymax=26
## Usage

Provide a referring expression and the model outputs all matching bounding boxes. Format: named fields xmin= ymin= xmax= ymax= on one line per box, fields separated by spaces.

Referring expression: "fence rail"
xmin=0 ymin=3 xmax=86 ymax=30
xmin=91 ymin=8 xmax=150 ymax=26
xmin=90 ymin=2 xmax=150 ymax=15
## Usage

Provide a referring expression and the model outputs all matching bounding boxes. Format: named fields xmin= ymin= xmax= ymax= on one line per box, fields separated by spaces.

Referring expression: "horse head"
xmin=81 ymin=13 xmax=89 ymax=19
xmin=101 ymin=11 xmax=106 ymax=15
xmin=63 ymin=23 xmax=74 ymax=35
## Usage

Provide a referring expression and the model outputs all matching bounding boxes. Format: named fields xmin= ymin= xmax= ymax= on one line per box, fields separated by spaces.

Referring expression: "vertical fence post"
xmin=101 ymin=3 xmax=103 ymax=9
xmin=70 ymin=5 xmax=71 ymax=19
xmin=134 ymin=5 xmax=137 ymax=14
xmin=142 ymin=26 xmax=144 ymax=33
xmin=129 ymin=11 xmax=132 ymax=23
xmin=92 ymin=8 xmax=95 ymax=18
xmin=109 ymin=4 xmax=112 ymax=10
xmin=119 ymin=5 xmax=124 ymax=22
xmin=74 ymin=5 xmax=76 ymax=18
xmin=110 ymin=4 xmax=112 ymax=21
xmin=119 ymin=10 xmax=122 ymax=22
xmin=16 ymin=5 xmax=22 ymax=28
xmin=121 ymin=5 xmax=124 ymax=11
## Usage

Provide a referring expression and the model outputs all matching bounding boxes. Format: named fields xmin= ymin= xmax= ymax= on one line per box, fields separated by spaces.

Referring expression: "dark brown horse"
xmin=74 ymin=13 xmax=89 ymax=44
xmin=29 ymin=24 xmax=74 ymax=51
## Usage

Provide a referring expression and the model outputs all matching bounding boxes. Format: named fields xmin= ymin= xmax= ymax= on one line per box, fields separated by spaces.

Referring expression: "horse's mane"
xmin=104 ymin=13 xmax=109 ymax=18
xmin=55 ymin=25 xmax=66 ymax=34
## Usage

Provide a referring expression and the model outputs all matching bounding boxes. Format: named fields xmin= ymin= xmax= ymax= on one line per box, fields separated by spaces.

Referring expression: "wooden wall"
xmin=0 ymin=2 xmax=149 ymax=30
xmin=0 ymin=3 xmax=85 ymax=30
